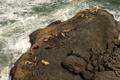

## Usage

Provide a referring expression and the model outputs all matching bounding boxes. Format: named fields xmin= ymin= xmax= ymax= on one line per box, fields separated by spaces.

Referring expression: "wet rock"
xmin=10 ymin=8 xmax=120 ymax=80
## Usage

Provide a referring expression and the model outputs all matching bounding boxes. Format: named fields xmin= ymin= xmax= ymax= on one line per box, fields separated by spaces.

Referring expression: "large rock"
xmin=10 ymin=8 xmax=120 ymax=80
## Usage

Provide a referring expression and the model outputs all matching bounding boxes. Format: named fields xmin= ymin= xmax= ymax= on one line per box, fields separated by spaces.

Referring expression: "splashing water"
xmin=0 ymin=0 xmax=120 ymax=80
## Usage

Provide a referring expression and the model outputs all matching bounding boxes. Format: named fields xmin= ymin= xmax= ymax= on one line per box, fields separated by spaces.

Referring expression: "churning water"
xmin=0 ymin=0 xmax=120 ymax=80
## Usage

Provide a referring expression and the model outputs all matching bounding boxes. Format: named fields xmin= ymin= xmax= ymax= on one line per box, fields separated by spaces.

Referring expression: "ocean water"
xmin=0 ymin=0 xmax=120 ymax=80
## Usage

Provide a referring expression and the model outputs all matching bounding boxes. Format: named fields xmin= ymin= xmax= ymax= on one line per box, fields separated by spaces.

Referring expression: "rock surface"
xmin=10 ymin=8 xmax=120 ymax=80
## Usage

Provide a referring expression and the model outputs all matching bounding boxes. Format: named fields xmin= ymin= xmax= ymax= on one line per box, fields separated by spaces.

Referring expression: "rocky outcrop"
xmin=10 ymin=8 xmax=120 ymax=80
